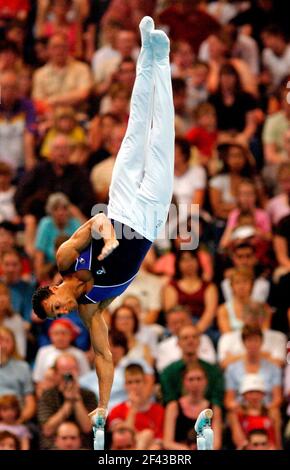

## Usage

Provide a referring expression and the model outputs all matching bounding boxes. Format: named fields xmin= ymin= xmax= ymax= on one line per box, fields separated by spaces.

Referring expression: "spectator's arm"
xmin=46 ymin=87 xmax=91 ymax=107
xmin=267 ymin=385 xmax=283 ymax=410
xmin=212 ymin=405 xmax=222 ymax=450
xmin=24 ymin=131 xmax=36 ymax=171
xmin=73 ymin=398 xmax=92 ymax=434
xmin=264 ymin=142 xmax=286 ymax=165
xmin=238 ymin=109 xmax=257 ymax=143
xmin=34 ymin=249 xmax=53 ymax=282
xmin=19 ymin=394 xmax=36 ymax=423
xmin=227 ymin=409 xmax=248 ymax=449
xmin=217 ymin=304 xmax=231 ymax=334
xmin=162 ymin=284 xmax=178 ymax=312
xmin=196 ymin=283 xmax=218 ymax=333
xmin=209 ymin=187 xmax=236 ymax=219
xmin=273 ymin=235 xmax=290 ymax=269
xmin=42 ymin=401 xmax=73 ymax=437
xmin=163 ymin=401 xmax=189 ymax=450
xmin=192 ymin=188 xmax=205 ymax=208
xmin=224 ymin=388 xmax=239 ymax=411
xmin=35 ymin=0 xmax=49 ymax=37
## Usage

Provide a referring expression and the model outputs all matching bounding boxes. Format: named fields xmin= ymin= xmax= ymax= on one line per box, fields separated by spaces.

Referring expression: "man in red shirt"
xmin=107 ymin=364 xmax=164 ymax=450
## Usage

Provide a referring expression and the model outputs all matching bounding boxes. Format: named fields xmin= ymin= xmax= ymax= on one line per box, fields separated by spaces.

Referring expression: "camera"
xmin=63 ymin=373 xmax=74 ymax=383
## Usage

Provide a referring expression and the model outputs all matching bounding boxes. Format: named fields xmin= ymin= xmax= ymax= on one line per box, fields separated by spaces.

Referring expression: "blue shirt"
xmin=225 ymin=359 xmax=282 ymax=404
xmin=35 ymin=216 xmax=81 ymax=263
xmin=0 ymin=359 xmax=34 ymax=399
xmin=8 ymin=280 xmax=35 ymax=323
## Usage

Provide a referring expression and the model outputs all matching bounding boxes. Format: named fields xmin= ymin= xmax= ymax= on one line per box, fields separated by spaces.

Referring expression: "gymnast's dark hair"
xmin=32 ymin=286 xmax=52 ymax=319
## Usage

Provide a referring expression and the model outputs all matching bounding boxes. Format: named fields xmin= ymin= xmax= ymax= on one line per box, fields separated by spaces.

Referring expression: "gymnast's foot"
xmin=89 ymin=407 xmax=108 ymax=429
xmin=150 ymin=29 xmax=170 ymax=61
xmin=139 ymin=16 xmax=154 ymax=49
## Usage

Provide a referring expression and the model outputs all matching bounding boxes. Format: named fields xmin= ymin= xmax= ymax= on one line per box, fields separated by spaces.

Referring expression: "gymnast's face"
xmin=43 ymin=285 xmax=78 ymax=318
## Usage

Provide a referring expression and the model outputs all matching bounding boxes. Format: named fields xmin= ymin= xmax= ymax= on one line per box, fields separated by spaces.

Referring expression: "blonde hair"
xmin=0 ymin=326 xmax=21 ymax=359
xmin=0 ymin=282 xmax=14 ymax=318
xmin=230 ymin=267 xmax=254 ymax=285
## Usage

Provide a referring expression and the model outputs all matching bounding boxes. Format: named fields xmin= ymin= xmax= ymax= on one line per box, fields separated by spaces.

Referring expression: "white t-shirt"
xmin=174 ymin=165 xmax=206 ymax=208
xmin=209 ymin=174 xmax=236 ymax=205
xmin=217 ymin=329 xmax=287 ymax=364
xmin=221 ymin=277 xmax=270 ymax=303
xmin=156 ymin=334 xmax=216 ymax=372
xmin=0 ymin=187 xmax=17 ymax=222
xmin=32 ymin=345 xmax=90 ymax=382
xmin=262 ymin=45 xmax=290 ymax=88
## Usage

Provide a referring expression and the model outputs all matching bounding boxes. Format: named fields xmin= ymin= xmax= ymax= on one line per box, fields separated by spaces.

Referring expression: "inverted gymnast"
xmin=32 ymin=16 xmax=175 ymax=445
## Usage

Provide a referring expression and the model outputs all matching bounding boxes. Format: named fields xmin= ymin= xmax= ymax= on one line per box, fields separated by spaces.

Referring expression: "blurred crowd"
xmin=0 ymin=0 xmax=290 ymax=451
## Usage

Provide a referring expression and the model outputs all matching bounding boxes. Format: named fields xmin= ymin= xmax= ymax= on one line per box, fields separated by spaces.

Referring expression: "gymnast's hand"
xmin=98 ymin=238 xmax=119 ymax=261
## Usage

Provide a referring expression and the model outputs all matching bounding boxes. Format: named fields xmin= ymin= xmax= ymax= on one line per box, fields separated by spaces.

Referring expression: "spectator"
xmin=94 ymin=29 xmax=138 ymax=95
xmin=217 ymin=268 xmax=256 ymax=333
xmin=185 ymin=103 xmax=218 ymax=168
xmin=54 ymin=421 xmax=82 ymax=450
xmin=185 ymin=60 xmax=210 ymax=112
xmin=0 ymin=162 xmax=19 ymax=224
xmin=228 ymin=374 xmax=281 ymax=450
xmin=158 ymin=0 xmax=220 ymax=54
xmin=107 ymin=364 xmax=164 ymax=450
xmin=109 ymin=422 xmax=137 ymax=450
xmin=33 ymin=318 xmax=90 ymax=384
xmin=14 ymin=133 xmax=95 ymax=228
xmin=163 ymin=250 xmax=218 ymax=336
xmin=261 ymin=25 xmax=290 ymax=89
xmin=37 ymin=353 xmax=97 ymax=449
xmin=0 ymin=70 xmax=36 ymax=175
xmin=156 ymin=306 xmax=216 ymax=373
xmin=224 ymin=325 xmax=282 ymax=411
xmin=0 ymin=395 xmax=31 ymax=450
xmin=32 ymin=32 xmax=92 ymax=110
xmin=0 ymin=249 xmax=34 ymax=325
xmin=267 ymin=162 xmax=290 ymax=227
xmin=0 ymin=40 xmax=22 ymax=73
xmin=221 ymin=242 xmax=270 ymax=304
xmin=87 ymin=113 xmax=121 ymax=169
xmin=163 ymin=364 xmax=222 ymax=450
xmin=101 ymin=0 xmax=155 ymax=32
xmin=209 ymin=143 xmax=258 ymax=223
xmin=220 ymin=179 xmax=272 ymax=250
xmin=173 ymin=138 xmax=207 ymax=218
xmin=0 ymin=326 xmax=36 ymax=423
xmin=34 ymin=193 xmax=81 ymax=282
xmin=0 ymin=282 xmax=26 ymax=358
xmin=245 ymin=428 xmax=272 ymax=450
xmin=160 ymin=325 xmax=224 ymax=407
xmin=262 ymin=80 xmax=290 ymax=170
xmin=0 ymin=430 xmax=20 ymax=450
xmin=209 ymin=63 xmax=258 ymax=145
xmin=80 ymin=330 xmax=154 ymax=411
xmin=35 ymin=0 xmax=82 ymax=58
xmin=40 ymin=106 xmax=86 ymax=159
xmin=110 ymin=306 xmax=154 ymax=366
xmin=90 ymin=123 xmax=127 ymax=203
xmin=218 ymin=301 xmax=286 ymax=369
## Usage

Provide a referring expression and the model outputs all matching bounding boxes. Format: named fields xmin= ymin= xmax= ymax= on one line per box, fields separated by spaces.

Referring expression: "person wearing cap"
xmin=32 ymin=317 xmax=90 ymax=384
xmin=224 ymin=325 xmax=282 ymax=413
xmin=228 ymin=373 xmax=281 ymax=449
